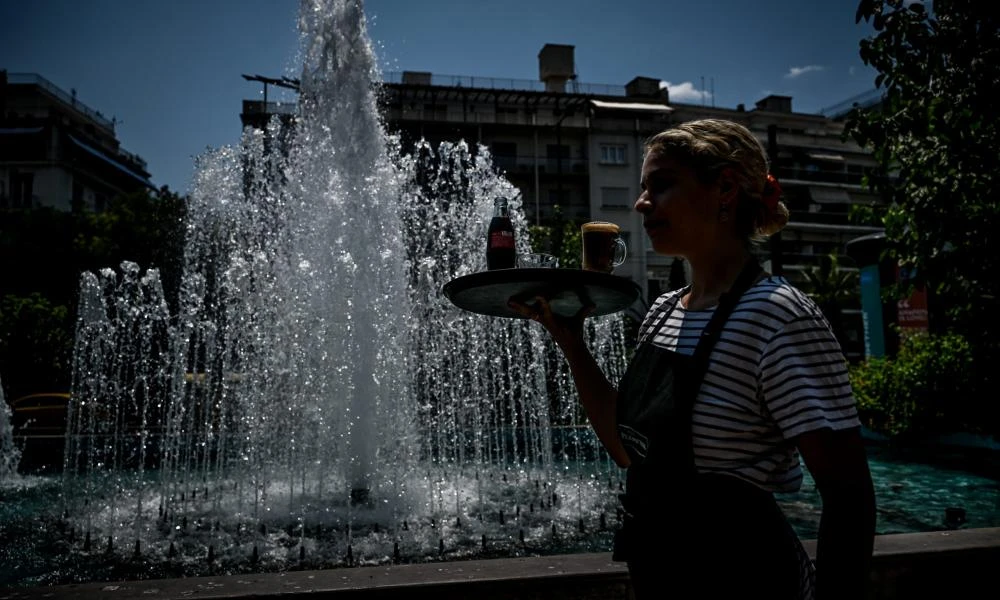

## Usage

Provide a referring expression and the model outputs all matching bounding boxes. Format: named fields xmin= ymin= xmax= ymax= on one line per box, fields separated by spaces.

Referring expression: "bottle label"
xmin=490 ymin=231 xmax=514 ymax=249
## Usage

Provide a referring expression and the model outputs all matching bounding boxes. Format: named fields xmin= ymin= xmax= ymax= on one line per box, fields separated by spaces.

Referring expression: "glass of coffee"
xmin=581 ymin=221 xmax=627 ymax=273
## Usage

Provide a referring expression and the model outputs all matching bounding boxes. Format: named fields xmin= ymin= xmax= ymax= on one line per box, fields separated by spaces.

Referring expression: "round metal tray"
xmin=442 ymin=268 xmax=641 ymax=319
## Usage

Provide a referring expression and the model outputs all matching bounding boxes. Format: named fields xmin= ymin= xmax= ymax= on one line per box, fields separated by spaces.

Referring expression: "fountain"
xmin=12 ymin=0 xmax=629 ymax=583
xmin=1 ymin=380 xmax=21 ymax=484
xmin=4 ymin=0 xmax=998 ymax=590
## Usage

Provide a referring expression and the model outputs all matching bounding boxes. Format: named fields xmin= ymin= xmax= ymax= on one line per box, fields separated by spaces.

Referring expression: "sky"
xmin=1 ymin=0 xmax=883 ymax=195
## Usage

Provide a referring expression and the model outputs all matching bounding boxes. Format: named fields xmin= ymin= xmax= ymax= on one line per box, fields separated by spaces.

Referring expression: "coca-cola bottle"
xmin=486 ymin=197 xmax=516 ymax=270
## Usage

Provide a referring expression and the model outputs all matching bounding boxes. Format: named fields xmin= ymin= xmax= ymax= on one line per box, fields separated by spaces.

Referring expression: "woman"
xmin=511 ymin=119 xmax=875 ymax=599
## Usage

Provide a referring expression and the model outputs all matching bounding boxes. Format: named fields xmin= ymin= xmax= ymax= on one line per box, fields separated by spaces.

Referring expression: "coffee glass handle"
xmin=612 ymin=237 xmax=627 ymax=267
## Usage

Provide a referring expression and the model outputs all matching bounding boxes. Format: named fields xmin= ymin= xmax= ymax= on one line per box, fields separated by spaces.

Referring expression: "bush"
xmin=849 ymin=332 xmax=979 ymax=439
xmin=0 ymin=294 xmax=74 ymax=399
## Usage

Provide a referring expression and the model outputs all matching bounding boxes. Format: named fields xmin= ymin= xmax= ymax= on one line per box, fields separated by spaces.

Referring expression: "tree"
xmin=0 ymin=294 xmax=74 ymax=399
xmin=846 ymin=0 xmax=999 ymax=425
xmin=846 ymin=1 xmax=1000 ymax=334
xmin=526 ymin=205 xmax=581 ymax=269
xmin=0 ymin=187 xmax=187 ymax=399
xmin=801 ymin=254 xmax=859 ymax=350
xmin=74 ymin=186 xmax=188 ymax=310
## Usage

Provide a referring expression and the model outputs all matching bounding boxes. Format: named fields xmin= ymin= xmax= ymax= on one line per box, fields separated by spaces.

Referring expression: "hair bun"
xmin=762 ymin=173 xmax=782 ymax=210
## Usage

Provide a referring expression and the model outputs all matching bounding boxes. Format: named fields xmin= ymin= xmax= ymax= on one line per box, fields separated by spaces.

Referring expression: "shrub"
xmin=849 ymin=331 xmax=978 ymax=438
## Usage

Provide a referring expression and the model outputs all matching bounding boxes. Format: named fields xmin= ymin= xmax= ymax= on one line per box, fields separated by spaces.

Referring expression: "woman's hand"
xmin=507 ymin=295 xmax=595 ymax=351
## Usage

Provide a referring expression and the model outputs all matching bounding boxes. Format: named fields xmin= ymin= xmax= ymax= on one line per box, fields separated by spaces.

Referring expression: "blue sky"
xmin=1 ymin=0 xmax=882 ymax=195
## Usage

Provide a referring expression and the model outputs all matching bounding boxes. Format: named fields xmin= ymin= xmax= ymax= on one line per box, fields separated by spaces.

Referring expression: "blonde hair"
xmin=644 ymin=119 xmax=789 ymax=242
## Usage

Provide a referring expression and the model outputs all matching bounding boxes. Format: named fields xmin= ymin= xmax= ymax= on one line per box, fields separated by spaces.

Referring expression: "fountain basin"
xmin=1 ymin=528 xmax=997 ymax=600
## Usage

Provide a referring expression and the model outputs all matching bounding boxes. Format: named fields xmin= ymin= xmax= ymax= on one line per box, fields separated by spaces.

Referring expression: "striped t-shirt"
xmin=638 ymin=276 xmax=860 ymax=494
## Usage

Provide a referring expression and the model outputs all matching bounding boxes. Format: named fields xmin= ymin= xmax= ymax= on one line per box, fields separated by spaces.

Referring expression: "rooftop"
xmin=5 ymin=72 xmax=117 ymax=132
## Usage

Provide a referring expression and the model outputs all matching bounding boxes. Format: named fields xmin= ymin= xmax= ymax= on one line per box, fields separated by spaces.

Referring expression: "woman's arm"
xmin=509 ymin=296 xmax=630 ymax=467
xmin=795 ymin=426 xmax=876 ymax=600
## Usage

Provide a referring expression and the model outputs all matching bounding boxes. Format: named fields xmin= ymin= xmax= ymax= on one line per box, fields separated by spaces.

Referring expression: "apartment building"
xmin=379 ymin=46 xmax=879 ymax=290
xmin=0 ymin=71 xmax=153 ymax=212
xmin=240 ymin=45 xmax=881 ymax=357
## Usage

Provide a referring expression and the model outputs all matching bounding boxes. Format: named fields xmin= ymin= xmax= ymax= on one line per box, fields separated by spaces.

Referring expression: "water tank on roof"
xmin=625 ymin=76 xmax=666 ymax=100
xmin=538 ymin=44 xmax=575 ymax=93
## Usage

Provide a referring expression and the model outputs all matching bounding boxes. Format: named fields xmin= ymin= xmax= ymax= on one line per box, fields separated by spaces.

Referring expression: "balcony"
xmin=491 ymin=155 xmax=588 ymax=175
xmin=382 ymin=71 xmax=625 ymax=96
xmin=776 ymin=166 xmax=865 ymax=186
xmin=385 ymin=105 xmax=590 ymax=129
xmin=8 ymin=73 xmax=115 ymax=131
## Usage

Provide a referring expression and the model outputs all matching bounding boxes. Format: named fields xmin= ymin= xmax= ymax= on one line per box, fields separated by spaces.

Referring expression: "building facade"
xmin=0 ymin=71 xmax=153 ymax=212
xmin=241 ymin=45 xmax=882 ymax=359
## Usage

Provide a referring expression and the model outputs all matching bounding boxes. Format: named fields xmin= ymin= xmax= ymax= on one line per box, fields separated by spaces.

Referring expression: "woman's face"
xmin=634 ymin=153 xmax=721 ymax=258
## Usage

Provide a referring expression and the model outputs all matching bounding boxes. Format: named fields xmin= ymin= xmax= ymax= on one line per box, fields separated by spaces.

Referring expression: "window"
xmin=599 ymin=144 xmax=627 ymax=165
xmin=10 ymin=170 xmax=33 ymax=209
xmin=423 ymin=103 xmax=447 ymax=119
xmin=548 ymin=189 xmax=571 ymax=205
xmin=72 ymin=181 xmax=85 ymax=212
xmin=546 ymin=144 xmax=570 ymax=159
xmin=545 ymin=145 xmax=571 ymax=174
xmin=491 ymin=142 xmax=516 ymax=157
xmin=496 ymin=107 xmax=519 ymax=123
xmin=600 ymin=187 xmax=631 ymax=210
xmin=492 ymin=142 xmax=517 ymax=171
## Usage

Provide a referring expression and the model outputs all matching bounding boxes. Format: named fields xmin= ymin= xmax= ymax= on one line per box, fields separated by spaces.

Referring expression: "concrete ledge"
xmin=2 ymin=528 xmax=998 ymax=599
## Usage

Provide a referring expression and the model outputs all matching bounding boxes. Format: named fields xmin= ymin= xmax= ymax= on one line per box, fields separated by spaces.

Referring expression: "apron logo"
xmin=618 ymin=425 xmax=649 ymax=458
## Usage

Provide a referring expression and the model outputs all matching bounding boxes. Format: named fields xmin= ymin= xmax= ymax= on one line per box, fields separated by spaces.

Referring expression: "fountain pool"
xmin=1 ymin=437 xmax=998 ymax=586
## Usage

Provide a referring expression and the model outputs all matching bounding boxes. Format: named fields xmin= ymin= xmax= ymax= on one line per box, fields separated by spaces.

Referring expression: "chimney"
xmin=754 ymin=95 xmax=793 ymax=113
xmin=625 ymin=76 xmax=667 ymax=100
xmin=538 ymin=44 xmax=575 ymax=93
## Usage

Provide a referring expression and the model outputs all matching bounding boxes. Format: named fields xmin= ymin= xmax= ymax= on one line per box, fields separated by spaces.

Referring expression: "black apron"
xmin=613 ymin=260 xmax=813 ymax=599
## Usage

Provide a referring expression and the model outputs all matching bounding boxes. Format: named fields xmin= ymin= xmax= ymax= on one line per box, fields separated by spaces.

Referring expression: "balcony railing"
xmin=242 ymin=100 xmax=297 ymax=116
xmin=382 ymin=71 xmax=625 ymax=96
xmin=7 ymin=73 xmax=115 ymax=131
xmin=776 ymin=166 xmax=866 ymax=186
xmin=819 ymin=88 xmax=885 ymax=119
xmin=492 ymin=155 xmax=589 ymax=175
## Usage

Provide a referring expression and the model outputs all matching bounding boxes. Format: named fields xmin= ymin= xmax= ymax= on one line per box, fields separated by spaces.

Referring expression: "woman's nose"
xmin=634 ymin=192 xmax=650 ymax=213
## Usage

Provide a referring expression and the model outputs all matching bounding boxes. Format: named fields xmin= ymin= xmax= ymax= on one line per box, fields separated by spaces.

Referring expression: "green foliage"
xmin=847 ymin=1 xmax=999 ymax=434
xmin=846 ymin=1 xmax=1000 ymax=334
xmin=74 ymin=187 xmax=188 ymax=307
xmin=0 ymin=187 xmax=186 ymax=398
xmin=801 ymin=253 xmax=859 ymax=349
xmin=526 ymin=205 xmax=581 ymax=269
xmin=849 ymin=332 xmax=982 ymax=438
xmin=802 ymin=253 xmax=859 ymax=308
xmin=0 ymin=294 xmax=74 ymax=398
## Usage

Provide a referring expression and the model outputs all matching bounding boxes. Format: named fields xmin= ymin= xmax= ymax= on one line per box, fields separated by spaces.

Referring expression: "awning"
xmin=808 ymin=152 xmax=844 ymax=162
xmin=0 ymin=127 xmax=44 ymax=134
xmin=590 ymin=99 xmax=673 ymax=113
xmin=786 ymin=221 xmax=883 ymax=234
xmin=809 ymin=186 xmax=852 ymax=204
xmin=68 ymin=135 xmax=154 ymax=189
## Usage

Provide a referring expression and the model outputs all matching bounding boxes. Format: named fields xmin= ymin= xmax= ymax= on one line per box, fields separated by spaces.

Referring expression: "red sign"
xmin=896 ymin=265 xmax=929 ymax=334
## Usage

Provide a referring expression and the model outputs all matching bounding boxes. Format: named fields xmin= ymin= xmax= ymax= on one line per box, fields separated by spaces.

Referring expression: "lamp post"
xmin=766 ymin=124 xmax=783 ymax=276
